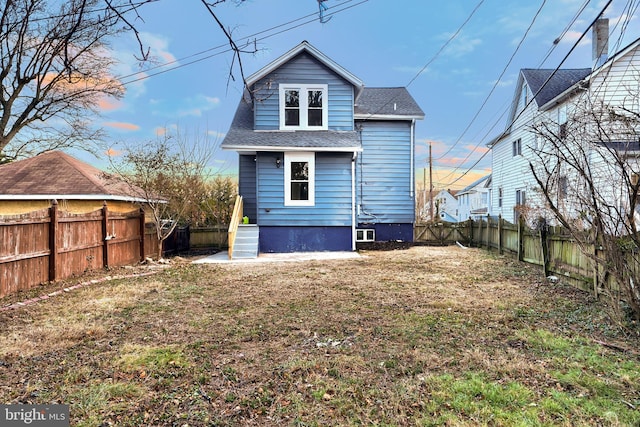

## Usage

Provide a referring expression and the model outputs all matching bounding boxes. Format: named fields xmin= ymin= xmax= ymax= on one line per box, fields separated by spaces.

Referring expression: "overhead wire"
xmin=435 ymin=0 xmax=590 ymax=186
xmin=435 ymin=0 xmax=547 ymax=164
xmin=405 ymin=0 xmax=485 ymax=89
xmin=353 ymin=0 xmax=485 ymax=126
xmin=119 ymin=0 xmax=368 ymax=86
xmin=442 ymin=0 xmax=614 ymax=189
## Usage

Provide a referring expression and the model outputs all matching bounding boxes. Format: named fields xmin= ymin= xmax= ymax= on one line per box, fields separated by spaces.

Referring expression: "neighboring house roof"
xmin=521 ymin=68 xmax=592 ymax=108
xmin=439 ymin=211 xmax=458 ymax=222
xmin=0 ymin=151 xmax=148 ymax=202
xmin=221 ymin=97 xmax=362 ymax=152
xmin=246 ymin=40 xmax=365 ymax=98
xmin=355 ymin=87 xmax=425 ymax=120
xmin=457 ymin=174 xmax=491 ymax=196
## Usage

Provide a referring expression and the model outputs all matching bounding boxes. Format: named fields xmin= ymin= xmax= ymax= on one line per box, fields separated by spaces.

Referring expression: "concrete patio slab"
xmin=192 ymin=251 xmax=362 ymax=264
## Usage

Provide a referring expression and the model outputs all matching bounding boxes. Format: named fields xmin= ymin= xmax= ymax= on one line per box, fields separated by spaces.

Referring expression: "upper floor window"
xmin=284 ymin=152 xmax=315 ymax=206
xmin=279 ymin=84 xmax=328 ymax=130
xmin=558 ymin=105 xmax=568 ymax=139
xmin=512 ymin=138 xmax=522 ymax=157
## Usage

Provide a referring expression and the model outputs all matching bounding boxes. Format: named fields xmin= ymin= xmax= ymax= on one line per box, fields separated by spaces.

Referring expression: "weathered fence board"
xmin=0 ymin=203 xmax=162 ymax=299
xmin=416 ymin=216 xmax=609 ymax=294
xmin=190 ymin=227 xmax=228 ymax=249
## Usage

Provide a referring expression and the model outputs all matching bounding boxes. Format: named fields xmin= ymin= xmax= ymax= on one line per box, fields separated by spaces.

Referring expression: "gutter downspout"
xmin=410 ymin=119 xmax=415 ymax=198
xmin=351 ymin=151 xmax=357 ymax=251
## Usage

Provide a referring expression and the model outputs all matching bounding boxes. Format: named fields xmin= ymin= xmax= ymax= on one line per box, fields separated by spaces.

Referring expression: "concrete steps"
xmin=231 ymin=224 xmax=259 ymax=259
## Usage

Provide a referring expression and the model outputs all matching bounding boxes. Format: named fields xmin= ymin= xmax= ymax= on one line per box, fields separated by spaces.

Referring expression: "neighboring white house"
xmin=489 ymin=19 xmax=640 ymax=227
xmin=456 ymin=174 xmax=491 ymax=221
xmin=431 ymin=189 xmax=458 ymax=222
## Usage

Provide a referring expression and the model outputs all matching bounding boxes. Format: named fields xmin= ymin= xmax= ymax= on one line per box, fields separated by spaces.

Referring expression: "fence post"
xmin=468 ymin=218 xmax=473 ymax=247
xmin=592 ymin=228 xmax=599 ymax=299
xmin=498 ymin=215 xmax=503 ymax=254
xmin=485 ymin=214 xmax=490 ymax=250
xmin=539 ymin=218 xmax=549 ymax=277
xmin=478 ymin=217 xmax=483 ymax=249
xmin=49 ymin=200 xmax=58 ymax=281
xmin=517 ymin=215 xmax=524 ymax=262
xmin=102 ymin=201 xmax=110 ymax=268
xmin=139 ymin=207 xmax=146 ymax=261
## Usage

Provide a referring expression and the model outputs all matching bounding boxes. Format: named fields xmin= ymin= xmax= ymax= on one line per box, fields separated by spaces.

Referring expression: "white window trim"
xmin=279 ymin=84 xmax=328 ymax=130
xmin=512 ymin=138 xmax=522 ymax=157
xmin=284 ymin=152 xmax=315 ymax=206
xmin=356 ymin=228 xmax=375 ymax=242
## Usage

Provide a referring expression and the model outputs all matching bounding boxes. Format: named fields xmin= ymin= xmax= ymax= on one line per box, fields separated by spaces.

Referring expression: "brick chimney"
xmin=592 ymin=18 xmax=609 ymax=67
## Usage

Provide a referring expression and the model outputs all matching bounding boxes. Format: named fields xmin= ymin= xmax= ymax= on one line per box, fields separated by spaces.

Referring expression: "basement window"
xmin=356 ymin=229 xmax=375 ymax=242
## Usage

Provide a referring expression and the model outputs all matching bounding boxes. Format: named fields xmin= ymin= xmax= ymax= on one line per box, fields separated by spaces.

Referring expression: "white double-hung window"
xmin=284 ymin=152 xmax=315 ymax=206
xmin=279 ymin=84 xmax=328 ymax=130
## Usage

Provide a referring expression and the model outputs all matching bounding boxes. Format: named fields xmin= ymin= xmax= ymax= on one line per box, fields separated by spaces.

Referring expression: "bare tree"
xmin=0 ymin=0 xmax=154 ymax=160
xmin=109 ymin=129 xmax=214 ymax=259
xmin=529 ymin=84 xmax=640 ymax=325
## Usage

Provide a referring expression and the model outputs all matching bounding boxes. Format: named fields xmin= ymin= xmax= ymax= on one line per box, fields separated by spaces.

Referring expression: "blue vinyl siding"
xmin=356 ymin=121 xmax=414 ymax=224
xmin=256 ymin=152 xmax=353 ymax=226
xmin=253 ymin=52 xmax=354 ymax=131
xmin=238 ymin=154 xmax=257 ymax=223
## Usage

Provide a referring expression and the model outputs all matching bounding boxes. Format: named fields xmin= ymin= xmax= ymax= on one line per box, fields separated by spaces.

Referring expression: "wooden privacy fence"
xmin=0 ymin=201 xmax=159 ymax=299
xmin=415 ymin=217 xmax=598 ymax=293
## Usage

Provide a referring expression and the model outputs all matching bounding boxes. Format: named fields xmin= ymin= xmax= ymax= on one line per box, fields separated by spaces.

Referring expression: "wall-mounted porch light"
xmin=276 ymin=157 xmax=282 ymax=168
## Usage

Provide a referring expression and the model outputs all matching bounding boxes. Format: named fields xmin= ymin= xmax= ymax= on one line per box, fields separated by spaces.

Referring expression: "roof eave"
xmin=354 ymin=113 xmax=424 ymax=120
xmin=0 ymin=194 xmax=165 ymax=203
xmin=540 ymin=80 xmax=589 ymax=111
xmin=223 ymin=145 xmax=363 ymax=153
xmin=245 ymin=41 xmax=364 ymax=94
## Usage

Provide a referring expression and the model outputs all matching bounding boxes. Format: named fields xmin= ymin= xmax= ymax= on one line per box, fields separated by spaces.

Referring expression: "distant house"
xmin=221 ymin=41 xmax=424 ymax=255
xmin=488 ymin=20 xmax=640 ymax=225
xmin=432 ymin=189 xmax=458 ymax=222
xmin=456 ymin=175 xmax=491 ymax=221
xmin=0 ymin=151 xmax=148 ymax=216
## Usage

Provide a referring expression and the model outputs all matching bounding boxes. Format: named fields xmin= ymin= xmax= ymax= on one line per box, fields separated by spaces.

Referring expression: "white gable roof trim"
xmin=245 ymin=41 xmax=364 ymax=94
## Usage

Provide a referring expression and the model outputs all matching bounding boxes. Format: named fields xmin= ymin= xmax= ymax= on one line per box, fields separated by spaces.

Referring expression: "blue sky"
xmin=92 ymin=0 xmax=640 ymax=190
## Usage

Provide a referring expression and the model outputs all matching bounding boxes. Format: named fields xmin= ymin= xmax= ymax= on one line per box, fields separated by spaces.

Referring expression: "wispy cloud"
xmin=439 ymin=32 xmax=483 ymax=58
xmin=103 ymin=122 xmax=140 ymax=131
xmin=152 ymin=94 xmax=221 ymax=118
xmin=98 ymin=97 xmax=122 ymax=111
xmin=392 ymin=65 xmax=428 ymax=75
xmin=464 ymin=144 xmax=489 ymax=154
xmin=140 ymin=32 xmax=177 ymax=64
xmin=105 ymin=148 xmax=122 ymax=157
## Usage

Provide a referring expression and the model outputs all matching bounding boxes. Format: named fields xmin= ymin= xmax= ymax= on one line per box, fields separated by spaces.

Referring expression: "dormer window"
xmin=279 ymin=84 xmax=328 ymax=130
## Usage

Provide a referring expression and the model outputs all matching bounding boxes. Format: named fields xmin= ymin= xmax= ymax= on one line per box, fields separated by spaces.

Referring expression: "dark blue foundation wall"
xmin=363 ymin=223 xmax=414 ymax=242
xmin=259 ymin=226 xmax=352 ymax=253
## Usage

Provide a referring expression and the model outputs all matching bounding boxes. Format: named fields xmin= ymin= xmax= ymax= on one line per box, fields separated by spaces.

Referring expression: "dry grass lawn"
xmin=0 ymin=245 xmax=639 ymax=426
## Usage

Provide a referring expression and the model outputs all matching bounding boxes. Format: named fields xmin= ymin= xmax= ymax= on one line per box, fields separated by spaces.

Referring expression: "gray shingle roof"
xmin=521 ymin=68 xmax=591 ymax=108
xmin=355 ymin=87 xmax=424 ymax=118
xmin=222 ymin=86 xmax=423 ymax=151
xmin=221 ymin=98 xmax=361 ymax=151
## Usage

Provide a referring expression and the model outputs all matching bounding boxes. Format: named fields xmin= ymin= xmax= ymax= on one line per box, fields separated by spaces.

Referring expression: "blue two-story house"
xmin=221 ymin=41 xmax=424 ymax=254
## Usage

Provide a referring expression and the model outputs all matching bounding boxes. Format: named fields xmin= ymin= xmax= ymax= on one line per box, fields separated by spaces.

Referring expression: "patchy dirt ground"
xmin=0 ymin=245 xmax=639 ymax=426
